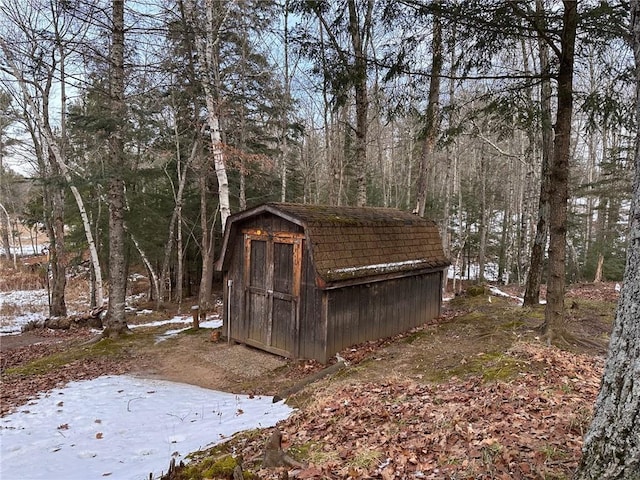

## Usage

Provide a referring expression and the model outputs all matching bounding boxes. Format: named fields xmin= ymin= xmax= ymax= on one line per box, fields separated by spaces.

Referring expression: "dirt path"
xmin=132 ymin=332 xmax=290 ymax=395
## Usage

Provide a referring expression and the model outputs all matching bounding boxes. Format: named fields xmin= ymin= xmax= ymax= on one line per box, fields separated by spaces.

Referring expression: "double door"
xmin=243 ymin=230 xmax=302 ymax=357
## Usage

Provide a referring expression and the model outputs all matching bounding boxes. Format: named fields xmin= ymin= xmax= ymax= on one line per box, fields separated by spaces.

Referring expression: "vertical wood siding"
xmin=221 ymin=210 xmax=444 ymax=363
xmin=298 ymin=243 xmax=326 ymax=361
xmin=325 ymin=272 xmax=442 ymax=361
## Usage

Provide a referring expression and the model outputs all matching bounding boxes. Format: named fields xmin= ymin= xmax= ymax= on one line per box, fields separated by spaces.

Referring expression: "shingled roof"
xmin=216 ymin=202 xmax=450 ymax=287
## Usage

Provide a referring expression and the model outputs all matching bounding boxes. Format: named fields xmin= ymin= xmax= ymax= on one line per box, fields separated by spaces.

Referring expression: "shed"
xmin=215 ymin=202 xmax=450 ymax=363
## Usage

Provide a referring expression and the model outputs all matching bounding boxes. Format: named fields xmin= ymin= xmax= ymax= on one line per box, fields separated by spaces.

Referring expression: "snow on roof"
xmin=217 ymin=202 xmax=450 ymax=285
xmin=328 ymin=259 xmax=430 ymax=275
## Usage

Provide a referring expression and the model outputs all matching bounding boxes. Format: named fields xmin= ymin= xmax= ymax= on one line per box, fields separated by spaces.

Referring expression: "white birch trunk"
xmin=184 ymin=0 xmax=231 ymax=231
xmin=129 ymin=230 xmax=160 ymax=304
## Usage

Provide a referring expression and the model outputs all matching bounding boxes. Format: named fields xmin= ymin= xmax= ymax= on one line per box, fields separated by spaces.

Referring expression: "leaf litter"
xmin=1 ymin=281 xmax=614 ymax=479
xmin=241 ymin=342 xmax=604 ymax=479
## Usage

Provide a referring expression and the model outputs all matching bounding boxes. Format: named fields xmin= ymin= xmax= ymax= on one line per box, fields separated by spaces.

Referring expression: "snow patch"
xmin=0 ymin=289 xmax=49 ymax=335
xmin=0 ymin=375 xmax=292 ymax=480
xmin=489 ymin=286 xmax=524 ymax=304
xmin=154 ymin=318 xmax=223 ymax=343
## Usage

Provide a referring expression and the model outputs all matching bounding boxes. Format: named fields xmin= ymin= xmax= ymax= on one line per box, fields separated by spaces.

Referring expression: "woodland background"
xmin=0 ymin=0 xmax=635 ymax=318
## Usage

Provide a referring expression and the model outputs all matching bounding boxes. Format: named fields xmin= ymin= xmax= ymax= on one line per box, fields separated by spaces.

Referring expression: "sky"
xmin=0 ymin=375 xmax=293 ymax=480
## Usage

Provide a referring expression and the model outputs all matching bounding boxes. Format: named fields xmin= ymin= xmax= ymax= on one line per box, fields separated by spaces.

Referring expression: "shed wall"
xmin=324 ymin=271 xmax=443 ymax=362
xmin=221 ymin=207 xmax=446 ymax=363
xmin=298 ymin=245 xmax=326 ymax=361
xmin=224 ymin=235 xmax=245 ymax=340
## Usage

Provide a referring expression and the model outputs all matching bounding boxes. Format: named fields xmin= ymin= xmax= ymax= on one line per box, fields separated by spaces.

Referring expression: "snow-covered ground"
xmin=0 ymin=289 xmax=49 ymax=334
xmin=0 ymin=375 xmax=293 ymax=480
xmin=1 ymin=280 xmax=288 ymax=480
xmin=489 ymin=286 xmax=524 ymax=304
xmin=129 ymin=315 xmax=223 ymax=343
xmin=0 ymin=242 xmax=47 ymax=257
xmin=0 ymin=289 xmax=222 ymax=337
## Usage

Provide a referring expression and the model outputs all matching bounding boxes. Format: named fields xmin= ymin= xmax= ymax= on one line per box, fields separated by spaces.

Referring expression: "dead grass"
xmin=0 ymin=262 xmax=46 ymax=291
xmin=0 ymin=302 xmax=23 ymax=317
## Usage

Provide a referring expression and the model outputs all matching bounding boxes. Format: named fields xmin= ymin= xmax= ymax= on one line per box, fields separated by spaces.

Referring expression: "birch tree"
xmin=0 ymin=90 xmax=17 ymax=260
xmin=0 ymin=0 xmax=105 ymax=308
xmin=523 ymin=0 xmax=552 ymax=306
xmin=183 ymin=0 xmax=231 ymax=230
xmin=179 ymin=0 xmax=232 ymax=316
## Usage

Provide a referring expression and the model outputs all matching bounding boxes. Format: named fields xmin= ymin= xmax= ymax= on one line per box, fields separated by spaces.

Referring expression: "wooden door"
xmin=243 ymin=230 xmax=302 ymax=357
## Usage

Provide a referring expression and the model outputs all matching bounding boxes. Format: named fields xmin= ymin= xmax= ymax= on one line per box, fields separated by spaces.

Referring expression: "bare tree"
xmin=0 ymin=0 xmax=105 ymax=308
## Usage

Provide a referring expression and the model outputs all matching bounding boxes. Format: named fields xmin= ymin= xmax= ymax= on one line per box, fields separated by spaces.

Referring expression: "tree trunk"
xmin=523 ymin=0 xmax=553 ymax=307
xmin=204 ymin=0 xmax=231 ymax=229
xmin=48 ymin=163 xmax=67 ymax=317
xmin=318 ymin=20 xmax=336 ymax=205
xmin=198 ymin=174 xmax=216 ymax=317
xmin=415 ymin=5 xmax=443 ymax=217
xmin=0 ymin=147 xmax=8 ymax=260
xmin=478 ymin=153 xmax=487 ymax=283
xmin=280 ymin=1 xmax=292 ymax=203
xmin=540 ymin=1 xmax=577 ymax=340
xmin=103 ymin=0 xmax=129 ymax=337
xmin=497 ymin=181 xmax=512 ymax=284
xmin=48 ymin=0 xmax=67 ymax=318
xmin=205 ymin=98 xmax=230 ymax=232
xmin=130 ymin=229 xmax=160 ymax=303
xmin=182 ymin=0 xmax=231 ymax=230
xmin=347 ymin=0 xmax=373 ymax=207
xmin=591 ymin=132 xmax=610 ymax=282
xmin=518 ymin=38 xmax=537 ymax=286
xmin=0 ymin=198 xmax=9 ymax=259
xmin=159 ymin=132 xmax=198 ymax=306
xmin=574 ymin=4 xmax=640 ymax=474
xmin=176 ymin=201 xmax=184 ymax=309
xmin=593 ymin=253 xmax=604 ymax=282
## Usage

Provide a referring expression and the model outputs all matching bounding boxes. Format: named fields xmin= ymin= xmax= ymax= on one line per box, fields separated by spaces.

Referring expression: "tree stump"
xmin=191 ymin=305 xmax=199 ymax=329
xmin=263 ymin=429 xmax=304 ymax=468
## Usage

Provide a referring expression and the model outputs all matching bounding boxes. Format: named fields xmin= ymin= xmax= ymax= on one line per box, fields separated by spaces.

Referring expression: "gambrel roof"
xmin=215 ymin=202 xmax=450 ymax=288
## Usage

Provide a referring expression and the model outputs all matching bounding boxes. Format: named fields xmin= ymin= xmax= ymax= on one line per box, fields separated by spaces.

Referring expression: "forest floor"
xmin=0 ymin=272 xmax=619 ymax=480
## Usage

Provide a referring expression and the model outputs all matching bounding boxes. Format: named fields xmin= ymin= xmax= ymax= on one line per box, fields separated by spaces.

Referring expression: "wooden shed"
xmin=215 ymin=202 xmax=450 ymax=363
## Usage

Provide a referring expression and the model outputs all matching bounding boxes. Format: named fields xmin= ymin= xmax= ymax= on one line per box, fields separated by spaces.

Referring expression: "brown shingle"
xmin=267 ymin=203 xmax=450 ymax=282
